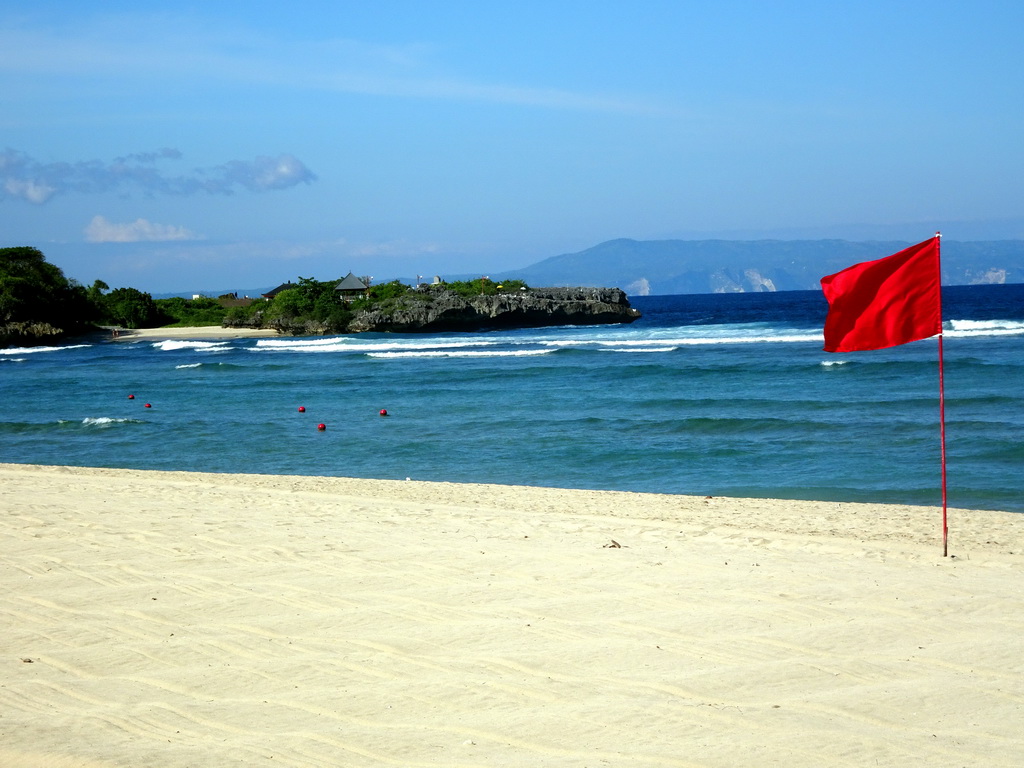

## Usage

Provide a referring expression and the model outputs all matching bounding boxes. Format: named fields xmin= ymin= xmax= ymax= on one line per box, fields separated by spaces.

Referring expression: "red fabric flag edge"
xmin=820 ymin=237 xmax=942 ymax=353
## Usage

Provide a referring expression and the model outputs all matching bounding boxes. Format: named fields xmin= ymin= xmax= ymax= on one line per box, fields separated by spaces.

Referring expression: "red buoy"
xmin=128 ymin=394 xmax=135 ymax=400
xmin=379 ymin=409 xmax=388 ymax=417
xmin=317 ymin=423 xmax=326 ymax=431
xmin=298 ymin=406 xmax=306 ymax=412
xmin=144 ymin=403 xmax=152 ymax=408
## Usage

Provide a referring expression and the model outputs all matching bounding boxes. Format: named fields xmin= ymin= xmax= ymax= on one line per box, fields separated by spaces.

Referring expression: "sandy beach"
xmin=109 ymin=326 xmax=281 ymax=342
xmin=2 ymin=463 xmax=1022 ymax=767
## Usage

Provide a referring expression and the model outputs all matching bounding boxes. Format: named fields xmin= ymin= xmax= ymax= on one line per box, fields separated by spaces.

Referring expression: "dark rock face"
xmin=221 ymin=286 xmax=641 ymax=335
xmin=0 ymin=322 xmax=67 ymax=347
xmin=347 ymin=287 xmax=641 ymax=333
xmin=220 ymin=310 xmax=323 ymax=336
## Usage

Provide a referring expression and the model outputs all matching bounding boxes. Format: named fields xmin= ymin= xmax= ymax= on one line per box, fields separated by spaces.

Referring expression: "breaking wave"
xmin=946 ymin=319 xmax=1024 ymax=337
xmin=152 ymin=340 xmax=232 ymax=352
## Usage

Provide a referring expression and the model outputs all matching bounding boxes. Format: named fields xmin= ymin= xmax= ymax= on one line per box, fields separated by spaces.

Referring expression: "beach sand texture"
xmin=2 ymin=463 xmax=1022 ymax=767
xmin=110 ymin=326 xmax=280 ymax=342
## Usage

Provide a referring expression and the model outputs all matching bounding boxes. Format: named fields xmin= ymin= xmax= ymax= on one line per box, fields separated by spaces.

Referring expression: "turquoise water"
xmin=2 ymin=285 xmax=1022 ymax=512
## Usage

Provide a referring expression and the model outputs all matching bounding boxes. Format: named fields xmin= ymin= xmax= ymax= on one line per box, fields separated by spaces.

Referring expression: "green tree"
xmin=267 ymin=277 xmax=348 ymax=321
xmin=103 ymin=287 xmax=161 ymax=329
xmin=86 ymin=279 xmax=109 ymax=306
xmin=367 ymin=280 xmax=411 ymax=302
xmin=0 ymin=246 xmax=94 ymax=329
xmin=447 ymin=277 xmax=502 ymax=297
xmin=259 ymin=276 xmax=360 ymax=332
xmin=348 ymin=279 xmax=412 ymax=312
xmin=266 ymin=287 xmax=308 ymax=320
xmin=154 ymin=296 xmax=226 ymax=326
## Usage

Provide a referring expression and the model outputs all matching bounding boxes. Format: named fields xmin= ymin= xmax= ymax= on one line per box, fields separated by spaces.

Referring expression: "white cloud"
xmin=216 ymin=154 xmax=318 ymax=192
xmin=4 ymin=177 xmax=56 ymax=204
xmin=1 ymin=148 xmax=316 ymax=204
xmin=85 ymin=215 xmax=203 ymax=243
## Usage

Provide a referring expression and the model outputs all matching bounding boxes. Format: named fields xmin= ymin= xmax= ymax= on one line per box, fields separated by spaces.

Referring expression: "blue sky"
xmin=3 ymin=1 xmax=1023 ymax=293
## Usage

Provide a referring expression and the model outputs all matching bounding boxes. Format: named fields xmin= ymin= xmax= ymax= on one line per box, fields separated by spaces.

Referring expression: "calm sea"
xmin=2 ymin=284 xmax=1022 ymax=512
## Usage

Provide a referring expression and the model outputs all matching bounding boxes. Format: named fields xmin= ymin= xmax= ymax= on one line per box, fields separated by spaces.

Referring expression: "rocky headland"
xmin=227 ymin=286 xmax=641 ymax=335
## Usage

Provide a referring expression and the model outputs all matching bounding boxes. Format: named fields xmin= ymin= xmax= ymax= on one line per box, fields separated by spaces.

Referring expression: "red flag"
xmin=821 ymin=237 xmax=942 ymax=353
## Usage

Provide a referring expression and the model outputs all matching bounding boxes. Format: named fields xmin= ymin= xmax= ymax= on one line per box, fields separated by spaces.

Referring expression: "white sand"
xmin=111 ymin=326 xmax=280 ymax=342
xmin=2 ymin=463 xmax=1022 ymax=767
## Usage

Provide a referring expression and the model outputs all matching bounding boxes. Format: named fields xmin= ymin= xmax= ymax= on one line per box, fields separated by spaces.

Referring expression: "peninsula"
xmin=225 ymin=281 xmax=641 ymax=335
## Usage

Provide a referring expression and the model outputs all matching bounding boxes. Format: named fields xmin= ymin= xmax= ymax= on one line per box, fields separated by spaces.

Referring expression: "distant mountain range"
xmin=167 ymin=238 xmax=1024 ymax=300
xmin=493 ymin=238 xmax=1024 ymax=295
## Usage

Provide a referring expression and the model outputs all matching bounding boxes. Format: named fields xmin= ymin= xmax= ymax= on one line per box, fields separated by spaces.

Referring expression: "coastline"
xmin=3 ymin=463 xmax=1023 ymax=766
xmin=107 ymin=325 xmax=281 ymax=341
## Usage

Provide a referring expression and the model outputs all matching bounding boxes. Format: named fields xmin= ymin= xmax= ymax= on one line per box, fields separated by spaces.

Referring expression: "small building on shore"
xmin=262 ymin=282 xmax=295 ymax=300
xmin=216 ymin=293 xmax=254 ymax=308
xmin=335 ymin=273 xmax=369 ymax=299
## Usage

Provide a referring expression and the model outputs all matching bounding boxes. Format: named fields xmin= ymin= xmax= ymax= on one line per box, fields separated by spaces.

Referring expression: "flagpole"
xmin=936 ymin=232 xmax=948 ymax=557
xmin=820 ymin=234 xmax=947 ymax=554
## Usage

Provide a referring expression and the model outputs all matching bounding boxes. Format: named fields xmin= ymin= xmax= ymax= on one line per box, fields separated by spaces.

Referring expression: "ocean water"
xmin=2 ymin=284 xmax=1022 ymax=512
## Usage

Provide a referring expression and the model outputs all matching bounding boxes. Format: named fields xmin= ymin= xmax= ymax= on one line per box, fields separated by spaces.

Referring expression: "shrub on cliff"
xmin=263 ymin=277 xmax=353 ymax=333
xmin=349 ymin=280 xmax=412 ymax=311
xmin=444 ymin=278 xmax=528 ymax=297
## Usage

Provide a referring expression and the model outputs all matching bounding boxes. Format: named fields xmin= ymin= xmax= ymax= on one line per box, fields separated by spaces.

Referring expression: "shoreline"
xmin=3 ymin=462 xmax=1022 ymax=555
xmin=106 ymin=325 xmax=281 ymax=341
xmin=4 ymin=462 xmax=1023 ymax=766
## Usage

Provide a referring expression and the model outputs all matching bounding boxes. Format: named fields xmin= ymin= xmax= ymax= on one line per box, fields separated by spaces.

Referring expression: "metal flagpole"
xmin=939 ymin=328 xmax=948 ymax=556
xmin=936 ymin=232 xmax=949 ymax=556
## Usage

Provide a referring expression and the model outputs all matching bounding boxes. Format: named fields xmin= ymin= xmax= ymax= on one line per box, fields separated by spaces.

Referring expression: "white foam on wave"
xmin=541 ymin=330 xmax=822 ymax=347
xmin=946 ymin=319 xmax=1024 ymax=337
xmin=360 ymin=340 xmax=499 ymax=352
xmin=75 ymin=417 xmax=139 ymax=427
xmin=677 ymin=333 xmax=823 ymax=345
xmin=153 ymin=340 xmax=231 ymax=352
xmin=820 ymin=360 xmax=848 ymax=367
xmin=251 ymin=323 xmax=829 ymax=357
xmin=600 ymin=334 xmax=820 ymax=346
xmin=542 ymin=339 xmax=671 ymax=348
xmin=253 ymin=338 xmax=500 ymax=353
xmin=367 ymin=349 xmax=553 ymax=359
xmin=254 ymin=337 xmax=352 ymax=350
xmin=175 ymin=362 xmax=203 ymax=369
xmin=0 ymin=344 xmax=91 ymax=355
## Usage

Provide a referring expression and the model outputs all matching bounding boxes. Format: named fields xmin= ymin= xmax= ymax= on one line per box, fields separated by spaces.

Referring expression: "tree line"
xmin=1 ymin=246 xmax=530 ymax=344
xmin=1 ymin=246 xmax=176 ymax=334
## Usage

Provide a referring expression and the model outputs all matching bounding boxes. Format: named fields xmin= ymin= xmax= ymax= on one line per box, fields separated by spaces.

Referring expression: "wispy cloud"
xmin=0 ymin=15 xmax=662 ymax=115
xmin=340 ymin=239 xmax=443 ymax=259
xmin=0 ymin=148 xmax=316 ymax=204
xmin=164 ymin=237 xmax=447 ymax=263
xmin=85 ymin=215 xmax=203 ymax=243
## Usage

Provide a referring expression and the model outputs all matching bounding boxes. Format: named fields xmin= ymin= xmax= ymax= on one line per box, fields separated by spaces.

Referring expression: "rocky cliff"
xmin=226 ymin=286 xmax=641 ymax=335
xmin=0 ymin=322 xmax=68 ymax=348
xmin=347 ymin=286 xmax=640 ymax=333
